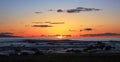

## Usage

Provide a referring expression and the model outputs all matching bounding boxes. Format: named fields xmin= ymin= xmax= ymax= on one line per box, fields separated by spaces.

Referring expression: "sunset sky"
xmin=0 ymin=0 xmax=120 ymax=38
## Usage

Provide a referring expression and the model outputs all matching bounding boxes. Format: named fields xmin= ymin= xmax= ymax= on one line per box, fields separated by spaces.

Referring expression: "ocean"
xmin=0 ymin=37 xmax=120 ymax=42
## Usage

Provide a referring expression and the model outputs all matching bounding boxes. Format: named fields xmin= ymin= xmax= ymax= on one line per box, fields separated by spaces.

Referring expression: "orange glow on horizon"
xmin=56 ymin=36 xmax=64 ymax=39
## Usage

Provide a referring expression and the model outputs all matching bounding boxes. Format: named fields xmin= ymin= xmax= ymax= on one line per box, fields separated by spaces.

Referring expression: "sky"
xmin=0 ymin=0 xmax=120 ymax=38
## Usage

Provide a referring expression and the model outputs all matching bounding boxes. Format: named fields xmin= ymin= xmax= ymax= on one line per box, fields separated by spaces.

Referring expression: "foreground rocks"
xmin=0 ymin=53 xmax=120 ymax=62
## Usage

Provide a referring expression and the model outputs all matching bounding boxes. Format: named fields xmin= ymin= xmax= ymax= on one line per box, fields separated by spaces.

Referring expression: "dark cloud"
xmin=50 ymin=22 xmax=64 ymax=24
xmin=84 ymin=28 xmax=93 ymax=31
xmin=0 ymin=32 xmax=22 ymax=37
xmin=80 ymin=30 xmax=83 ymax=32
xmin=69 ymin=28 xmax=93 ymax=32
xmin=0 ymin=32 xmax=13 ymax=35
xmin=81 ymin=32 xmax=120 ymax=37
xmin=32 ymin=21 xmax=51 ymax=24
xmin=67 ymin=9 xmax=80 ymax=13
xmin=45 ymin=21 xmax=51 ymax=23
xmin=48 ymin=9 xmax=64 ymax=12
xmin=32 ymin=25 xmax=53 ymax=28
xmin=55 ymin=7 xmax=101 ymax=13
xmin=67 ymin=7 xmax=101 ymax=13
xmin=32 ymin=21 xmax=64 ymax=24
xmin=35 ymin=11 xmax=42 ymax=14
xmin=32 ymin=22 xmax=44 ymax=24
xmin=57 ymin=9 xmax=64 ymax=12
xmin=40 ymin=35 xmax=46 ymax=37
xmin=55 ymin=34 xmax=61 ymax=36
xmin=77 ymin=7 xmax=101 ymax=11
xmin=62 ymin=35 xmax=72 ymax=37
